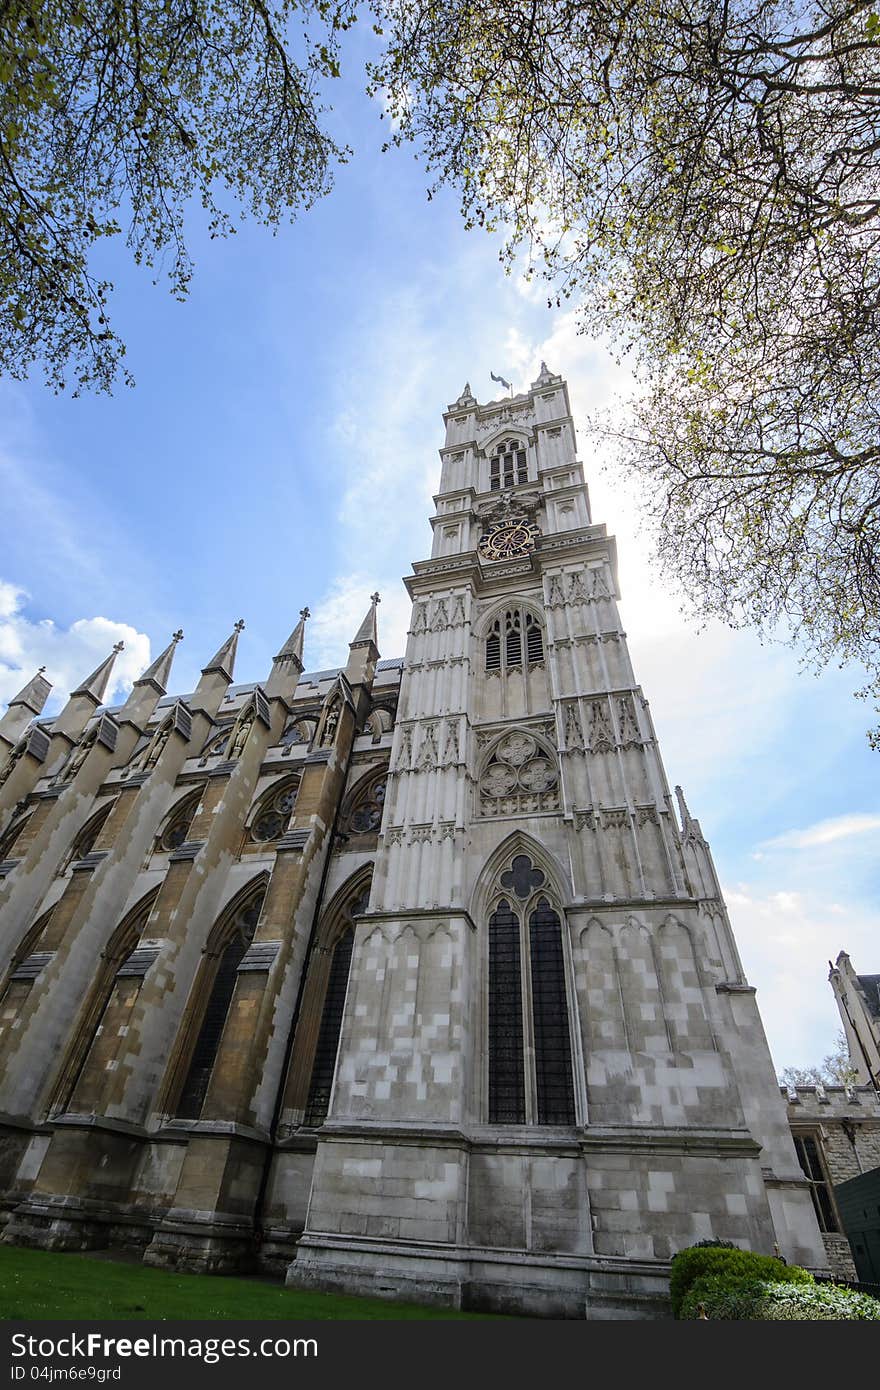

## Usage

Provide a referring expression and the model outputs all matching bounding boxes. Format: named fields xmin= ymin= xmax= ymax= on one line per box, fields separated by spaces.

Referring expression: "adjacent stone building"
xmin=0 ymin=367 xmax=828 ymax=1316
xmin=780 ymin=953 xmax=880 ymax=1283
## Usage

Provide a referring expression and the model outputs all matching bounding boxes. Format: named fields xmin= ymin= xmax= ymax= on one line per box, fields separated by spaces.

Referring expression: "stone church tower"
xmin=0 ymin=365 xmax=826 ymax=1316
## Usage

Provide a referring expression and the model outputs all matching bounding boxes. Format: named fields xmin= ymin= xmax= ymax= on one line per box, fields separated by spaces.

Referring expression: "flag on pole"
xmin=490 ymin=370 xmax=512 ymax=391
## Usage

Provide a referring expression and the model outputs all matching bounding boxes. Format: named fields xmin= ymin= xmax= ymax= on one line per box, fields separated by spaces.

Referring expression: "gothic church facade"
xmin=0 ymin=367 xmax=827 ymax=1316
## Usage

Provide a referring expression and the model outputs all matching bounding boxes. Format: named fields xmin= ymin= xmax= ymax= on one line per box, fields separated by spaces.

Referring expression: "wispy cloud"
xmin=308 ymin=572 xmax=411 ymax=670
xmin=722 ymin=878 xmax=879 ymax=1073
xmin=761 ymin=813 xmax=880 ymax=851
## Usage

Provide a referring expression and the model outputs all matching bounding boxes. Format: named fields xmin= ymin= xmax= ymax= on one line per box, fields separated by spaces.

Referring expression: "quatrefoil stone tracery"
xmin=499 ymin=854 xmax=546 ymax=900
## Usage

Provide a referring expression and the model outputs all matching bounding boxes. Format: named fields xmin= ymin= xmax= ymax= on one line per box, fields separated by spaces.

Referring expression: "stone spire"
xmin=351 ymin=593 xmax=380 ymax=649
xmin=675 ymin=785 xmax=700 ymax=838
xmin=0 ymin=666 xmax=53 ymax=755
xmin=266 ymin=609 xmax=309 ymax=697
xmin=202 ymin=620 xmax=244 ymax=682
xmin=345 ymin=594 xmax=380 ymax=690
xmin=70 ymin=641 xmax=124 ymax=705
xmin=134 ymin=630 xmax=183 ymax=695
xmin=532 ymin=360 xmax=556 ymax=387
xmin=5 ymin=666 xmax=51 ymax=716
xmin=274 ymin=608 xmax=309 ymax=666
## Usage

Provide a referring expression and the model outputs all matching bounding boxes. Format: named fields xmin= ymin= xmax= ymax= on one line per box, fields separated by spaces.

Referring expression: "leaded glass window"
xmin=486 ymin=856 xmax=576 ymax=1126
xmin=303 ymin=928 xmax=355 ymax=1127
xmin=793 ymin=1134 xmax=839 ymax=1233
xmin=303 ymin=889 xmax=369 ymax=1127
xmin=176 ymin=891 xmax=264 ymax=1120
xmin=158 ymin=789 xmax=202 ymax=853
xmin=250 ymin=778 xmax=300 ymax=843
xmin=343 ymin=777 xmax=387 ymax=838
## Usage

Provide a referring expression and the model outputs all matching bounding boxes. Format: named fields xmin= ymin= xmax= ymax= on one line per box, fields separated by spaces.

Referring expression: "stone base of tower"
xmin=143 ymin=1212 xmax=257 ymax=1275
xmin=286 ymin=1238 xmax=671 ymax=1319
xmin=1 ymin=1192 xmax=155 ymax=1255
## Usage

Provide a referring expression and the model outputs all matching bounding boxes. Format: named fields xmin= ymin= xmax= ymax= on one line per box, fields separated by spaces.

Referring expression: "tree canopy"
xmin=780 ymin=1031 xmax=860 ymax=1088
xmin=3 ymin=0 xmax=880 ymax=734
xmin=370 ymin=0 xmax=880 ymax=738
xmin=0 ymin=0 xmax=353 ymax=393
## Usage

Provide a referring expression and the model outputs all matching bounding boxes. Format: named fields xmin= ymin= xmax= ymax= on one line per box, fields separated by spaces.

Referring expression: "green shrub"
xmin=669 ymin=1244 xmax=812 ymax=1316
xmin=681 ymin=1276 xmax=880 ymax=1321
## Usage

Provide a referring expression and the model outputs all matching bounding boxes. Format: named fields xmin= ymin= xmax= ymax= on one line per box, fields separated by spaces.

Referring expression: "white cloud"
xmin=722 ymin=879 xmax=880 ymax=1075
xmin=0 ymin=583 xmax=151 ymax=713
xmin=308 ymin=572 xmax=411 ymax=670
xmin=762 ymin=814 xmax=880 ymax=851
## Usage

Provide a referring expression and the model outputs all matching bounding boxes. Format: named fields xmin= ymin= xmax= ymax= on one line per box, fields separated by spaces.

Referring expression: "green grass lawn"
xmin=0 ymin=1246 xmax=495 ymax=1320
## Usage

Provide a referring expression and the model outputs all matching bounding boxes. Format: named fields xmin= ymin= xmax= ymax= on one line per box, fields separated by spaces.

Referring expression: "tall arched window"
xmin=303 ymin=926 xmax=356 ymax=1127
xmin=51 ymin=893 xmax=158 ymax=1113
xmin=0 ymin=809 xmax=32 ymax=862
xmin=485 ymin=606 xmax=544 ymax=674
xmin=282 ymin=876 xmax=370 ymax=1130
xmin=156 ymin=786 xmax=204 ymax=854
xmin=175 ymin=888 xmax=265 ymax=1119
xmin=61 ymin=799 xmax=115 ymax=871
xmin=487 ymin=854 xmax=575 ymax=1126
xmin=490 ymin=439 xmax=528 ymax=490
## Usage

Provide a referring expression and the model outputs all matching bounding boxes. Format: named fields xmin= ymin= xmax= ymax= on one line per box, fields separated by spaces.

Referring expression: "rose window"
xmin=250 ymin=780 xmax=300 ymax=843
xmin=345 ymin=779 xmax=386 ymax=837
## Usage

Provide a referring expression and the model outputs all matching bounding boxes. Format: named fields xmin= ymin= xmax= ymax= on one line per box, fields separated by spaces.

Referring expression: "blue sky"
xmin=1 ymin=33 xmax=878 ymax=1076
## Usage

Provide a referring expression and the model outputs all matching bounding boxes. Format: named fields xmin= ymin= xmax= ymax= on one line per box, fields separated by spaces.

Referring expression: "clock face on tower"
xmin=478 ymin=518 xmax=540 ymax=561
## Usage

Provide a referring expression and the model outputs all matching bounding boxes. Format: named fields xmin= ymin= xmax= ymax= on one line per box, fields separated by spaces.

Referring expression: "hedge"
xmin=669 ymin=1244 xmax=812 ymax=1316
xmin=681 ymin=1276 xmax=880 ymax=1321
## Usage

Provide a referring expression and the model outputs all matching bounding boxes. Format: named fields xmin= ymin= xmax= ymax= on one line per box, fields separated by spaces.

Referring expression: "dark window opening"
xmin=529 ymin=899 xmax=576 ymax=1124
xmin=176 ymin=893 xmax=263 ymax=1119
xmin=505 ymin=612 xmax=522 ymax=666
xmin=525 ymin=614 xmax=543 ymax=665
xmin=489 ymin=899 xmax=526 ymax=1124
xmin=304 ymin=928 xmax=356 ymax=1127
xmin=793 ymin=1135 xmax=839 ymax=1233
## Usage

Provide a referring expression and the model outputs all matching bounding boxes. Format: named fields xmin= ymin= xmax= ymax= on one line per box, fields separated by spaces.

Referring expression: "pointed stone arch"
xmin=243 ymin=773 xmax=301 ymax=846
xmin=282 ymin=864 xmax=373 ymax=1128
xmin=155 ymin=783 xmax=206 ymax=854
xmin=477 ymin=423 xmax=535 ymax=459
xmin=475 ymin=731 xmax=560 ymax=820
xmin=0 ymin=903 xmax=59 ymax=1055
xmin=338 ymin=765 xmax=388 ymax=844
xmin=49 ymin=887 xmax=161 ymax=1114
xmin=0 ymin=806 xmax=33 ymax=863
xmin=161 ymin=875 xmax=269 ymax=1120
xmin=472 ymin=596 xmax=546 ymax=642
xmin=471 ymin=830 xmax=571 ymax=924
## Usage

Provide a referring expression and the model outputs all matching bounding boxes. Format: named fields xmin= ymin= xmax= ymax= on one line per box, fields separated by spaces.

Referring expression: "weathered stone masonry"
xmin=0 ymin=368 xmax=831 ymax=1316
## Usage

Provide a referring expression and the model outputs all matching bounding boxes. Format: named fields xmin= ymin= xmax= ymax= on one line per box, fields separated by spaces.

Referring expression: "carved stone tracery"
xmin=478 ymin=732 xmax=559 ymax=817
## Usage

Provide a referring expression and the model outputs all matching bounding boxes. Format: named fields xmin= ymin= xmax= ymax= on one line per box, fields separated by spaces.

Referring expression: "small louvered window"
xmin=525 ymin=613 xmax=543 ymax=665
xmin=485 ymin=605 xmax=544 ymax=673
xmin=492 ymin=439 xmax=528 ymax=489
xmin=486 ymin=622 xmax=501 ymax=671
xmin=505 ymin=611 xmax=522 ymax=666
